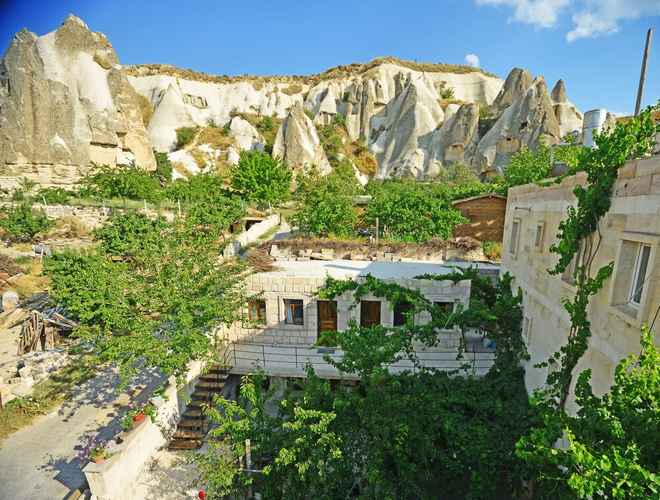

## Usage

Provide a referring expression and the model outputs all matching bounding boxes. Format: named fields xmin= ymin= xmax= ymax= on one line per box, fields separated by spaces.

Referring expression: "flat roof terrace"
xmin=254 ymin=259 xmax=499 ymax=280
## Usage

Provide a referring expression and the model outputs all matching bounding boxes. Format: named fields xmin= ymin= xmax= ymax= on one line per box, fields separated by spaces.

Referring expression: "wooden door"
xmin=360 ymin=301 xmax=381 ymax=328
xmin=317 ymin=300 xmax=338 ymax=334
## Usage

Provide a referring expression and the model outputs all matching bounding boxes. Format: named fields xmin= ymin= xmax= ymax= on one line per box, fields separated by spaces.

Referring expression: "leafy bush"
xmin=94 ymin=212 xmax=169 ymax=257
xmin=80 ymin=164 xmax=164 ymax=202
xmin=37 ymin=187 xmax=75 ymax=205
xmin=230 ymin=150 xmax=292 ymax=206
xmin=0 ymin=202 xmax=54 ymax=242
xmin=154 ymin=152 xmax=173 ymax=185
xmin=364 ymin=181 xmax=467 ymax=242
xmin=175 ymin=127 xmax=198 ymax=149
xmin=503 ymin=143 xmax=585 ymax=189
xmin=293 ymin=171 xmax=357 ymax=237
xmin=482 ymin=240 xmax=502 ymax=261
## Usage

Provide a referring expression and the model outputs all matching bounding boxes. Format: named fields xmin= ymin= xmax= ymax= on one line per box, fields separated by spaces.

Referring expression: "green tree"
xmin=196 ymin=272 xmax=535 ymax=499
xmin=364 ymin=180 xmax=467 ymax=242
xmin=0 ymin=202 xmax=54 ymax=242
xmin=517 ymin=327 xmax=660 ymax=499
xmin=45 ymin=210 xmax=245 ymax=382
xmin=292 ymin=166 xmax=357 ymax=237
xmin=230 ymin=150 xmax=292 ymax=207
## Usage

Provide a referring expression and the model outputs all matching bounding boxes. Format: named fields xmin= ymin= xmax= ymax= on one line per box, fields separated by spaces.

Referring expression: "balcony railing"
xmin=221 ymin=341 xmax=496 ymax=379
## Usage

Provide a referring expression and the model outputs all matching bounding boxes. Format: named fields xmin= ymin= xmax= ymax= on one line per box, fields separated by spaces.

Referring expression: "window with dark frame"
xmin=434 ymin=301 xmax=454 ymax=314
xmin=534 ymin=222 xmax=545 ymax=251
xmin=630 ymin=244 xmax=651 ymax=306
xmin=284 ymin=299 xmax=304 ymax=325
xmin=360 ymin=300 xmax=381 ymax=328
xmin=393 ymin=301 xmax=414 ymax=327
xmin=509 ymin=220 xmax=520 ymax=256
xmin=247 ymin=299 xmax=266 ymax=325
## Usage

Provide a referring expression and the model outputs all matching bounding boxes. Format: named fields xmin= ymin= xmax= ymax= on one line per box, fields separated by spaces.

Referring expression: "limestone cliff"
xmin=1 ymin=16 xmax=585 ymax=185
xmin=0 ymin=15 xmax=155 ymax=188
xmin=272 ymin=104 xmax=330 ymax=173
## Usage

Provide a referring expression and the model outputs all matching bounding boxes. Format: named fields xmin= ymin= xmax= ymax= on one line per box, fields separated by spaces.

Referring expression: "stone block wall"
xmin=502 ymin=155 xmax=660 ymax=413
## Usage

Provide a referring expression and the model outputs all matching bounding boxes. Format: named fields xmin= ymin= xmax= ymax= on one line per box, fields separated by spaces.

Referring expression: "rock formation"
xmin=473 ymin=75 xmax=563 ymax=173
xmin=0 ymin=16 xmax=587 ymax=185
xmin=0 ymin=15 xmax=155 ymax=188
xmin=272 ymin=104 xmax=331 ymax=173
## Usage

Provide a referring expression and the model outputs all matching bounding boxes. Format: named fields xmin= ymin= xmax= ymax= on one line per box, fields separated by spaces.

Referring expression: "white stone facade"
xmin=502 ymin=155 xmax=660 ymax=413
xmin=223 ymin=260 xmax=479 ymax=347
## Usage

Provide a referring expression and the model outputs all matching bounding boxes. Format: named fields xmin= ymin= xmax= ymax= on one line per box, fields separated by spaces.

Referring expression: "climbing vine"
xmin=515 ymin=105 xmax=660 ymax=498
xmin=545 ymin=104 xmax=658 ymax=409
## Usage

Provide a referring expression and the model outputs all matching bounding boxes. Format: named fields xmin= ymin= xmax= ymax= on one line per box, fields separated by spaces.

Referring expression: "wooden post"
xmin=635 ymin=28 xmax=653 ymax=116
xmin=375 ymin=217 xmax=379 ymax=248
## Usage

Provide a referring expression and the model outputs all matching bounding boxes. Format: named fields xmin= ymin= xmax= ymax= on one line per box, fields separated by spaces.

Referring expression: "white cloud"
xmin=475 ymin=0 xmax=660 ymax=41
xmin=476 ymin=0 xmax=570 ymax=28
xmin=465 ymin=53 xmax=481 ymax=67
xmin=567 ymin=1 xmax=660 ymax=42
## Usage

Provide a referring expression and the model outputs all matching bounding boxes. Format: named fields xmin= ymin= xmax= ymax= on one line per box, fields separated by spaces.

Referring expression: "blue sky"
xmin=1 ymin=0 xmax=658 ymax=114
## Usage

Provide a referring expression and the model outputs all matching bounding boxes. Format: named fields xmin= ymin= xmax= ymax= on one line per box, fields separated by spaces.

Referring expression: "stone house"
xmin=220 ymin=259 xmax=499 ymax=378
xmin=452 ymin=193 xmax=507 ymax=242
xmin=502 ymin=155 xmax=660 ymax=412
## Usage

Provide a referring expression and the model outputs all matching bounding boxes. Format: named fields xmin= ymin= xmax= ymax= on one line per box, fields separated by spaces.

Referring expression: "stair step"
xmin=169 ymin=439 xmax=203 ymax=450
xmin=179 ymin=419 xmax=204 ymax=429
xmin=197 ymin=381 xmax=225 ymax=390
xmin=173 ymin=429 xmax=205 ymax=439
xmin=191 ymin=392 xmax=214 ymax=401
xmin=184 ymin=409 xmax=204 ymax=418
xmin=199 ymin=374 xmax=228 ymax=382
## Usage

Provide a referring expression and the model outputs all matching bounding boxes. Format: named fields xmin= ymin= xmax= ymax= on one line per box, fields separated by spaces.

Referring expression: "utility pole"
xmin=634 ymin=28 xmax=653 ymax=116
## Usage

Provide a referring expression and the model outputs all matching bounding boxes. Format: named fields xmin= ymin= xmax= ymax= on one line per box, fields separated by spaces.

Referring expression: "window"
xmin=630 ymin=244 xmax=651 ymax=306
xmin=434 ymin=301 xmax=454 ymax=314
xmin=509 ymin=219 xmax=520 ymax=256
xmin=393 ymin=301 xmax=414 ymax=327
xmin=247 ymin=299 xmax=266 ymax=325
xmin=523 ymin=317 xmax=532 ymax=343
xmin=360 ymin=301 xmax=381 ymax=328
xmin=534 ymin=223 xmax=545 ymax=251
xmin=562 ymin=240 xmax=584 ymax=285
xmin=284 ymin=299 xmax=304 ymax=325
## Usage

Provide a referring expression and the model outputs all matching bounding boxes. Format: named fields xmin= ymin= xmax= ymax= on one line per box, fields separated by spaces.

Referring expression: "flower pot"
xmin=132 ymin=412 xmax=146 ymax=425
xmin=92 ymin=456 xmax=105 ymax=464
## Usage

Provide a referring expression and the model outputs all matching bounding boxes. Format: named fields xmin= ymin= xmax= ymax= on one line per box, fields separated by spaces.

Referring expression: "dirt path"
xmin=0 ymin=368 xmax=161 ymax=500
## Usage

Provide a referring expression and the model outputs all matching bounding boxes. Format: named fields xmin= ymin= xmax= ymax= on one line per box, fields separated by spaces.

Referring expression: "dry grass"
xmin=190 ymin=149 xmax=207 ymax=169
xmin=172 ymin=162 xmax=193 ymax=179
xmin=49 ymin=216 xmax=93 ymax=239
xmin=0 ymin=356 xmax=95 ymax=443
xmin=123 ymin=57 xmax=497 ymax=88
xmin=136 ymin=94 xmax=154 ymax=126
xmin=251 ymin=81 xmax=265 ymax=91
xmin=280 ymin=83 xmax=303 ymax=96
xmin=8 ymin=260 xmax=49 ymax=299
xmin=0 ymin=254 xmax=24 ymax=276
xmin=197 ymin=126 xmax=235 ymax=150
xmin=348 ymin=141 xmax=378 ymax=176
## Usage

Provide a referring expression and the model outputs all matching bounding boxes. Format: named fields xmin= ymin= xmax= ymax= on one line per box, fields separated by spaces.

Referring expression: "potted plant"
xmin=121 ymin=402 xmax=158 ymax=431
xmin=90 ymin=444 xmax=108 ymax=464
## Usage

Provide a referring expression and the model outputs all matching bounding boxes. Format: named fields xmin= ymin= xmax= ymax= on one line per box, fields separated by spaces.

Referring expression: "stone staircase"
xmin=169 ymin=365 xmax=229 ymax=450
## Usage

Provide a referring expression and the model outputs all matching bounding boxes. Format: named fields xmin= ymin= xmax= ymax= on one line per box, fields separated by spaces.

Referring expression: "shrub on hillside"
xmin=175 ymin=127 xmax=198 ymax=149
xmin=230 ymin=150 xmax=292 ymax=207
xmin=154 ymin=152 xmax=173 ymax=185
xmin=79 ymin=164 xmax=164 ymax=202
xmin=0 ymin=202 xmax=54 ymax=242
xmin=37 ymin=187 xmax=76 ymax=205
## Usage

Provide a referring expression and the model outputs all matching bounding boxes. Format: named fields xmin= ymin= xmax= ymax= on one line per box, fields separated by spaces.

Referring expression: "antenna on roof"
xmin=634 ymin=28 xmax=653 ymax=116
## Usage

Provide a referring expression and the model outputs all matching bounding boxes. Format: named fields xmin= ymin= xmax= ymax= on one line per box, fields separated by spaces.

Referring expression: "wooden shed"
xmin=451 ymin=193 xmax=507 ymax=242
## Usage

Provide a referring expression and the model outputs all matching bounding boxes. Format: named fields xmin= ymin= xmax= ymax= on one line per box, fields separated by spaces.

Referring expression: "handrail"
xmin=223 ymin=341 xmax=495 ymax=377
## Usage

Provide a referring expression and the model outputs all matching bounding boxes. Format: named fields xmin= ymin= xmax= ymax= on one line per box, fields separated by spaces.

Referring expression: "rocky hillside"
xmin=128 ymin=53 xmax=582 ymax=180
xmin=0 ymin=15 xmax=584 ymax=187
xmin=0 ymin=15 xmax=155 ymax=188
